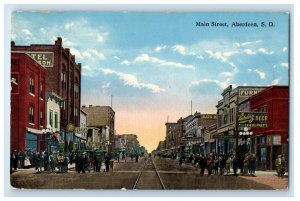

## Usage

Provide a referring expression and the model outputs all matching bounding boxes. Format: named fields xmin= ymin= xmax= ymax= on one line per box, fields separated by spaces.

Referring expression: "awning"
xmin=26 ymin=127 xmax=44 ymax=135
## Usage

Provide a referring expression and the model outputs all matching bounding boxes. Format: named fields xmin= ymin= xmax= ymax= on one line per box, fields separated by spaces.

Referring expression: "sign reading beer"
xmin=201 ymin=114 xmax=217 ymax=119
xmin=238 ymin=112 xmax=268 ymax=128
xmin=26 ymin=52 xmax=54 ymax=67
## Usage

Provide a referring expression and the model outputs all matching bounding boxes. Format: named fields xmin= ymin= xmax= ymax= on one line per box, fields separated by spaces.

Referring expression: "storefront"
xmin=25 ymin=128 xmax=43 ymax=152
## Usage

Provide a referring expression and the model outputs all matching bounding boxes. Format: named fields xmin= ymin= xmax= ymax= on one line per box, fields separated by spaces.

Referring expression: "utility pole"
xmin=111 ymin=94 xmax=113 ymax=108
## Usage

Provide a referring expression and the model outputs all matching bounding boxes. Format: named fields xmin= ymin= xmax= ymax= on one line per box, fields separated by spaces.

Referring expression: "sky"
xmin=11 ymin=11 xmax=289 ymax=151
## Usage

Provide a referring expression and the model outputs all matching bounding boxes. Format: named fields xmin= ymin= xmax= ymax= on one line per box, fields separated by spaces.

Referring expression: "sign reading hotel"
xmin=238 ymin=112 xmax=268 ymax=128
xmin=26 ymin=52 xmax=54 ymax=67
xmin=201 ymin=114 xmax=217 ymax=120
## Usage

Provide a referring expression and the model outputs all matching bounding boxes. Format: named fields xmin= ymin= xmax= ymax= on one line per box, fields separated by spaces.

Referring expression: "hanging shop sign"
xmin=67 ymin=123 xmax=75 ymax=132
xmin=238 ymin=112 xmax=268 ymax=128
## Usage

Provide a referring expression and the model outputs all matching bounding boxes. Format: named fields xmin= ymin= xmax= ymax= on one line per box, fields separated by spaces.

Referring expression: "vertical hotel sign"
xmin=26 ymin=52 xmax=54 ymax=67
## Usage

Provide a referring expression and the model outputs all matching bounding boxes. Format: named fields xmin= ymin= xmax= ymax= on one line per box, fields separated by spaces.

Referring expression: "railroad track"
xmin=133 ymin=157 xmax=166 ymax=190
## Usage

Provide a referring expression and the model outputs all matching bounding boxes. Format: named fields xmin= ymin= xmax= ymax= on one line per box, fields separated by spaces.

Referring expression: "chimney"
xmin=55 ymin=37 xmax=62 ymax=46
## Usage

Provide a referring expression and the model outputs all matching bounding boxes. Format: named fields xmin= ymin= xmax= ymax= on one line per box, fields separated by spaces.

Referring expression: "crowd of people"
xmin=177 ymin=152 xmax=258 ymax=176
xmin=10 ymin=149 xmax=116 ymax=174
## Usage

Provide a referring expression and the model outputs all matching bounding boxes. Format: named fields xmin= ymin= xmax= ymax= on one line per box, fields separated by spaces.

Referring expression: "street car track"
xmin=133 ymin=157 xmax=166 ymax=190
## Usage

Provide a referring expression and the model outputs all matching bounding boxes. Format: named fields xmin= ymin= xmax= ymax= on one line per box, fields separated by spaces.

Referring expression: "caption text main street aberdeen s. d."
xmin=196 ymin=21 xmax=275 ymax=27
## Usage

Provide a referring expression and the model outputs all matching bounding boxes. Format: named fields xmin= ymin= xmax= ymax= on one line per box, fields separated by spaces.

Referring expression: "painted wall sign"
xmin=201 ymin=114 xmax=217 ymax=119
xmin=238 ymin=112 xmax=268 ymax=128
xmin=26 ymin=52 xmax=54 ymax=67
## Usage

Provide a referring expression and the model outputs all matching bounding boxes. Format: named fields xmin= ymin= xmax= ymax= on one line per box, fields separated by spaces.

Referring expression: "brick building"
xmin=11 ymin=38 xmax=82 ymax=152
xmin=250 ymin=85 xmax=289 ymax=170
xmin=11 ymin=53 xmax=46 ymax=152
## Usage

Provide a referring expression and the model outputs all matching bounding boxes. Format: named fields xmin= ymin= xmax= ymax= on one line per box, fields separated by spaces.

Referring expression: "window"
xmin=29 ymin=77 xmax=34 ymax=94
xmin=29 ymin=106 xmax=34 ymax=124
xmin=49 ymin=110 xmax=53 ymax=127
xmin=40 ymin=111 xmax=43 ymax=126
xmin=273 ymin=136 xmax=281 ymax=145
xmin=74 ymin=85 xmax=79 ymax=99
xmin=261 ymin=105 xmax=268 ymax=112
xmin=61 ymin=72 xmax=66 ymax=89
xmin=75 ymin=107 xmax=78 ymax=117
xmin=54 ymin=112 xmax=58 ymax=128
xmin=40 ymin=82 xmax=43 ymax=99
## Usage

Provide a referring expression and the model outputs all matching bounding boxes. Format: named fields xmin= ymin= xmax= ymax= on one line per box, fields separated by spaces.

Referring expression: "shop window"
xmin=273 ymin=136 xmax=281 ymax=145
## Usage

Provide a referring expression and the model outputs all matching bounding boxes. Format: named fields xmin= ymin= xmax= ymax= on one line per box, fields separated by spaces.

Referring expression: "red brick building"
xmin=250 ymin=85 xmax=289 ymax=170
xmin=11 ymin=53 xmax=46 ymax=152
xmin=11 ymin=37 xmax=82 ymax=152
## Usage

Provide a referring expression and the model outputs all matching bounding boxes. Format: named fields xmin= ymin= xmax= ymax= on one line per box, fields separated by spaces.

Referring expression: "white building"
xmin=45 ymin=92 xmax=63 ymax=152
xmin=74 ymin=110 xmax=88 ymax=150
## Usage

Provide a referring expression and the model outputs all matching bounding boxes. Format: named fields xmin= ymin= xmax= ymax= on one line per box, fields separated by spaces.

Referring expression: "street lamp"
xmin=42 ymin=125 xmax=52 ymax=153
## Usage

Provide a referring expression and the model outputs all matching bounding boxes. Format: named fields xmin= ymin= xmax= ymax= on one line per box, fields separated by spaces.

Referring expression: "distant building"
xmin=11 ymin=53 xmax=46 ymax=152
xmin=115 ymin=134 xmax=140 ymax=155
xmin=74 ymin=110 xmax=88 ymax=150
xmin=81 ymin=105 xmax=115 ymax=152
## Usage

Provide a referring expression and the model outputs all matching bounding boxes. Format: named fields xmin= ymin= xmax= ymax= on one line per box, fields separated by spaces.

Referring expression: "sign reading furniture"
xmin=237 ymin=112 xmax=268 ymax=128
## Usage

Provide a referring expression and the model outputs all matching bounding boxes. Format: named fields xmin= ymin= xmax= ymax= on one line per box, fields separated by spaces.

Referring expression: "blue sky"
xmin=11 ymin=12 xmax=289 ymax=151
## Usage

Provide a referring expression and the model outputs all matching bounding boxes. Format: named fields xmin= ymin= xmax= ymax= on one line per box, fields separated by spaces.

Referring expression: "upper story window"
xmin=40 ymin=81 xmax=43 ymax=99
xmin=54 ymin=112 xmax=58 ymax=129
xmin=74 ymin=85 xmax=79 ymax=99
xmin=29 ymin=106 xmax=34 ymax=124
xmin=261 ymin=105 xmax=268 ymax=112
xmin=40 ymin=111 xmax=43 ymax=127
xmin=49 ymin=110 xmax=53 ymax=127
xmin=61 ymin=71 xmax=66 ymax=90
xmin=29 ymin=77 xmax=35 ymax=95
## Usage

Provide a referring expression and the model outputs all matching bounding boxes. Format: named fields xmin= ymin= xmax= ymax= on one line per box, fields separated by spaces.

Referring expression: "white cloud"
xmin=248 ymin=69 xmax=253 ymax=72
xmin=205 ymin=50 xmax=236 ymax=63
xmin=279 ymin=63 xmax=289 ymax=68
xmin=254 ymin=69 xmax=266 ymax=79
xmin=21 ymin=29 xmax=32 ymax=36
xmin=133 ymin=54 xmax=195 ymax=70
xmin=220 ymin=72 xmax=233 ymax=78
xmin=283 ymin=47 xmax=287 ymax=52
xmin=82 ymin=65 xmax=93 ymax=77
xmin=191 ymin=79 xmax=230 ymax=90
xmin=270 ymin=78 xmax=281 ymax=85
xmin=196 ymin=55 xmax=204 ymax=60
xmin=70 ymin=48 xmax=84 ymax=60
xmin=40 ymin=28 xmax=46 ymax=34
xmin=100 ymin=68 xmax=165 ymax=93
xmin=235 ymin=40 xmax=262 ymax=47
xmin=243 ymin=49 xmax=256 ymax=55
xmin=11 ymin=33 xmax=16 ymax=40
xmin=120 ymin=60 xmax=130 ymax=65
xmin=172 ymin=45 xmax=186 ymax=55
xmin=114 ymin=56 xmax=121 ymax=60
xmin=61 ymin=37 xmax=74 ymax=46
xmin=65 ymin=22 xmax=75 ymax=30
xmin=258 ymin=48 xmax=274 ymax=55
xmin=101 ymin=82 xmax=111 ymax=89
xmin=154 ymin=45 xmax=167 ymax=53
xmin=96 ymin=33 xmax=105 ymax=43
xmin=82 ymin=49 xmax=106 ymax=60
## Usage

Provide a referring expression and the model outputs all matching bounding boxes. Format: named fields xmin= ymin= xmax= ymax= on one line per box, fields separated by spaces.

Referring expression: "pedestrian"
xmin=198 ymin=155 xmax=206 ymax=176
xmin=23 ymin=153 xmax=31 ymax=169
xmin=280 ymin=156 xmax=286 ymax=177
xmin=214 ymin=156 xmax=219 ymax=175
xmin=219 ymin=156 xmax=225 ymax=175
xmin=11 ymin=150 xmax=18 ymax=171
xmin=104 ymin=154 xmax=111 ymax=173
xmin=84 ymin=153 xmax=91 ymax=173
xmin=207 ymin=156 xmax=213 ymax=175
xmin=18 ymin=151 xmax=25 ymax=169
xmin=57 ymin=152 xmax=64 ymax=173
xmin=249 ymin=154 xmax=256 ymax=176
xmin=243 ymin=154 xmax=249 ymax=175
xmin=63 ymin=153 xmax=70 ymax=173
xmin=44 ymin=152 xmax=50 ymax=172
xmin=50 ymin=152 xmax=56 ymax=173
xmin=135 ymin=154 xmax=139 ymax=163
xmin=232 ymin=156 xmax=238 ymax=176
xmin=78 ymin=153 xmax=86 ymax=173
xmin=226 ymin=156 xmax=232 ymax=175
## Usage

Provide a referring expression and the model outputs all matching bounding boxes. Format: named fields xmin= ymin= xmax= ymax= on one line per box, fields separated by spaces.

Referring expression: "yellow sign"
xmin=201 ymin=114 xmax=217 ymax=120
xmin=67 ymin=123 xmax=75 ymax=132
